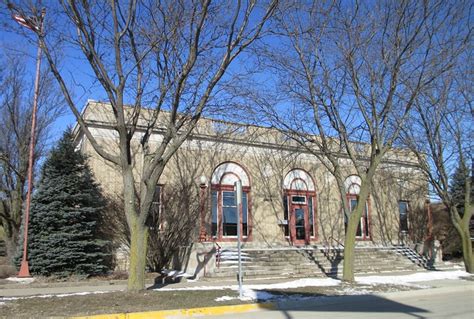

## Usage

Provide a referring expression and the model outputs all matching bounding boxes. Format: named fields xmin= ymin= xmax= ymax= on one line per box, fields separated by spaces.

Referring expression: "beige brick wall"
xmin=76 ymin=102 xmax=428 ymax=248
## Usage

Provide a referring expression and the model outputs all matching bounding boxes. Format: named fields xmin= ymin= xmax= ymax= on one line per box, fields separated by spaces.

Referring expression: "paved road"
xmin=203 ymin=282 xmax=474 ymax=319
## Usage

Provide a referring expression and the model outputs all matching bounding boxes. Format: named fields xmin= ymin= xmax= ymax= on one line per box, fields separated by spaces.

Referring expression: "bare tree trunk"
xmin=342 ymin=216 xmax=357 ymax=282
xmin=342 ymin=182 xmax=371 ymax=282
xmin=121 ymin=165 xmax=148 ymax=291
xmin=460 ymin=230 xmax=473 ymax=273
xmin=127 ymin=216 xmax=148 ymax=291
xmin=451 ymin=207 xmax=473 ymax=273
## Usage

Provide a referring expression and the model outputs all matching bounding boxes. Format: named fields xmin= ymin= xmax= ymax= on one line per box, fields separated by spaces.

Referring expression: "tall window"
xmin=283 ymin=195 xmax=289 ymax=236
xmin=348 ymin=197 xmax=369 ymax=238
xmin=308 ymin=196 xmax=314 ymax=237
xmin=282 ymin=169 xmax=317 ymax=242
xmin=222 ymin=191 xmax=237 ymax=236
xmin=147 ymin=185 xmax=162 ymax=230
xmin=344 ymin=175 xmax=370 ymax=240
xmin=399 ymin=201 xmax=409 ymax=232
xmin=211 ymin=191 xmax=218 ymax=236
xmin=210 ymin=162 xmax=250 ymax=240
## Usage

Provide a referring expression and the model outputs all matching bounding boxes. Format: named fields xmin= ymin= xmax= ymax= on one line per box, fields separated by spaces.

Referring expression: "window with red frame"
xmin=398 ymin=200 xmax=409 ymax=232
xmin=146 ymin=184 xmax=163 ymax=231
xmin=345 ymin=196 xmax=370 ymax=238
xmin=283 ymin=194 xmax=316 ymax=238
xmin=211 ymin=188 xmax=248 ymax=238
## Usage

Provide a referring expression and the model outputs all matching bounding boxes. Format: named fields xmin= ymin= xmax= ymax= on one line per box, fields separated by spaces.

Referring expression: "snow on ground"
xmin=0 ymin=290 xmax=112 ymax=303
xmin=339 ymin=286 xmax=373 ymax=295
xmin=355 ymin=270 xmax=470 ymax=285
xmin=156 ymin=277 xmax=340 ymax=292
xmin=161 ymin=269 xmax=194 ymax=278
xmin=207 ymin=271 xmax=471 ymax=302
xmin=215 ymin=290 xmax=275 ymax=302
xmin=6 ymin=277 xmax=35 ymax=284
xmin=245 ymin=277 xmax=341 ymax=290
xmin=158 ymin=271 xmax=471 ymax=294
xmin=1 ymin=270 xmax=469 ymax=304
xmin=241 ymin=289 xmax=276 ymax=301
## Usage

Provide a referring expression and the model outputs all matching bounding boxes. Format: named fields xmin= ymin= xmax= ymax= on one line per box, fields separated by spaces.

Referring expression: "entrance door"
xmin=290 ymin=204 xmax=309 ymax=245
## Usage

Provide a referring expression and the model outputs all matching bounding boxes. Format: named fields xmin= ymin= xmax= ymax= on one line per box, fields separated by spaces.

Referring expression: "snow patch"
xmin=215 ymin=295 xmax=235 ymax=301
xmin=242 ymin=289 xmax=275 ymax=301
xmin=158 ymin=285 xmax=230 ymax=291
xmin=340 ymin=286 xmax=372 ymax=295
xmin=356 ymin=270 xmax=471 ymax=285
xmin=0 ymin=290 xmax=111 ymax=302
xmin=6 ymin=277 xmax=35 ymax=284
xmin=156 ymin=277 xmax=340 ymax=292
xmin=157 ymin=270 xmax=471 ymax=298
xmin=246 ymin=278 xmax=341 ymax=290
xmin=161 ymin=269 xmax=193 ymax=278
xmin=214 ymin=290 xmax=283 ymax=302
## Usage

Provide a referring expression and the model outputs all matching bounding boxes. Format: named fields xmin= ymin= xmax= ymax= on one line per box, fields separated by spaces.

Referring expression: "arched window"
xmin=344 ymin=175 xmax=370 ymax=239
xmin=210 ymin=162 xmax=251 ymax=240
xmin=282 ymin=169 xmax=317 ymax=244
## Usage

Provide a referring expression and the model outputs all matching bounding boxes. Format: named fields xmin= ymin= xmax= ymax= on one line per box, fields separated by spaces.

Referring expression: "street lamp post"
xmin=234 ymin=180 xmax=243 ymax=299
xmin=9 ymin=5 xmax=46 ymax=278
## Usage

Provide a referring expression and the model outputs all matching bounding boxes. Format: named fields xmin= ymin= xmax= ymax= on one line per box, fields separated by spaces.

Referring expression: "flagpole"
xmin=16 ymin=8 xmax=46 ymax=278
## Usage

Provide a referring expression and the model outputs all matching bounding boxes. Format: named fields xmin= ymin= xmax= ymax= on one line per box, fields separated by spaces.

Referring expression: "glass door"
xmin=291 ymin=204 xmax=309 ymax=245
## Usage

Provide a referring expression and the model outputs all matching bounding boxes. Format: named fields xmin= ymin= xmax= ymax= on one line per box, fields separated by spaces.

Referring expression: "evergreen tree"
xmin=450 ymin=162 xmax=473 ymax=215
xmin=23 ymin=129 xmax=112 ymax=276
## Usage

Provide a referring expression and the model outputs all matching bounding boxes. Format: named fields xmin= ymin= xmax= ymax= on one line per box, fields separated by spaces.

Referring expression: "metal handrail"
xmin=214 ymin=242 xmax=221 ymax=269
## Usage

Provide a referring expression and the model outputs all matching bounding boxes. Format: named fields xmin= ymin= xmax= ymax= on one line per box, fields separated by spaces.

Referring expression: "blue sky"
xmin=0 ymin=31 xmax=85 ymax=142
xmin=1 ymin=9 xmax=110 ymax=144
xmin=0 ymin=2 xmax=279 ymax=145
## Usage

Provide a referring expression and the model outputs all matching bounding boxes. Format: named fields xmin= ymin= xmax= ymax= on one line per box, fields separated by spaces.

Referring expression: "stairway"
xmin=389 ymin=246 xmax=465 ymax=271
xmin=206 ymin=246 xmax=464 ymax=279
xmin=209 ymin=248 xmax=339 ymax=279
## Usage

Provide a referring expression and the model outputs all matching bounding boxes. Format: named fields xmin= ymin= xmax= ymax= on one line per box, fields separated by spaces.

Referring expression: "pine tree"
xmin=450 ymin=162 xmax=473 ymax=215
xmin=23 ymin=130 xmax=112 ymax=277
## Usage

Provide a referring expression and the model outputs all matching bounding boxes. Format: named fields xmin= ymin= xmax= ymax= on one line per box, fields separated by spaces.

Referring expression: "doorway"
xmin=289 ymin=196 xmax=310 ymax=245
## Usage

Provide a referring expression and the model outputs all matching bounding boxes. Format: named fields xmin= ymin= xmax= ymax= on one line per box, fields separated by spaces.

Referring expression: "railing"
xmin=214 ymin=242 xmax=221 ymax=269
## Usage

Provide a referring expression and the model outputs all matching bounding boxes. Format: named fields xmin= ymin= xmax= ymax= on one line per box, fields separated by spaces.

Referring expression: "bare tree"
xmin=256 ymin=1 xmax=466 ymax=281
xmin=0 ymin=53 xmax=65 ymax=260
xmin=7 ymin=0 xmax=277 ymax=291
xmin=403 ymin=63 xmax=473 ymax=272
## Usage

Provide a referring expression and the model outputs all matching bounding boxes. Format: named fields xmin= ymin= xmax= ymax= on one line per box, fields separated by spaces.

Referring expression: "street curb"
xmin=70 ymin=302 xmax=276 ymax=319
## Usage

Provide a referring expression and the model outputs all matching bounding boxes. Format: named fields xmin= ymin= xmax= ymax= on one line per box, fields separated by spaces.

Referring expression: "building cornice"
xmin=78 ymin=118 xmax=421 ymax=170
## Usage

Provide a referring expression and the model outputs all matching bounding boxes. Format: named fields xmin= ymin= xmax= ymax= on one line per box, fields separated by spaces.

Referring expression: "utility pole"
xmin=8 ymin=3 xmax=46 ymax=278
xmin=235 ymin=180 xmax=243 ymax=299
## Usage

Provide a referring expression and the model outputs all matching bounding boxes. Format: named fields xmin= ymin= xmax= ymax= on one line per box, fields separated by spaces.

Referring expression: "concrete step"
xmin=210 ymin=267 xmax=337 ymax=278
xmin=207 ymin=246 xmax=463 ymax=279
xmin=210 ymin=265 xmax=419 ymax=279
